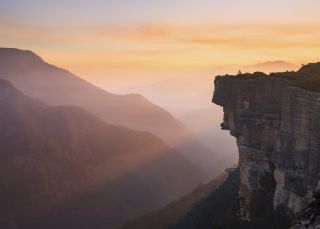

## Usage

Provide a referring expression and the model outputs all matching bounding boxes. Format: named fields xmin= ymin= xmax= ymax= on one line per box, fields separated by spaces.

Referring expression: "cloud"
xmin=179 ymin=24 xmax=320 ymax=49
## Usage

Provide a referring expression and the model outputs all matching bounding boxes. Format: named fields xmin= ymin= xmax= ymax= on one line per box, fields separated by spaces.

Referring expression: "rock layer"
xmin=213 ymin=73 xmax=320 ymax=227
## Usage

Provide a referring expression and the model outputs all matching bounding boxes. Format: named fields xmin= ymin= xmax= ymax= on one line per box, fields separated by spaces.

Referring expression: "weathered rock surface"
xmin=213 ymin=65 xmax=320 ymax=228
xmin=291 ymin=191 xmax=320 ymax=229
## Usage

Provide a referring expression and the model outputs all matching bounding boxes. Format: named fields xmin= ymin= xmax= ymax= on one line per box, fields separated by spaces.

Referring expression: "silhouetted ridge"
xmin=0 ymin=79 xmax=15 ymax=89
xmin=0 ymin=47 xmax=225 ymax=181
xmin=0 ymin=48 xmax=47 ymax=70
xmin=298 ymin=62 xmax=320 ymax=75
xmin=218 ymin=62 xmax=320 ymax=93
xmin=0 ymin=79 xmax=22 ymax=98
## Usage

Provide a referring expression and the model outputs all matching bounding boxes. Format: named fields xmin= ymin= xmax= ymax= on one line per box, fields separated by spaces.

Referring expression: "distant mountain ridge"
xmin=242 ymin=60 xmax=298 ymax=73
xmin=0 ymin=47 xmax=224 ymax=180
xmin=0 ymin=79 xmax=204 ymax=229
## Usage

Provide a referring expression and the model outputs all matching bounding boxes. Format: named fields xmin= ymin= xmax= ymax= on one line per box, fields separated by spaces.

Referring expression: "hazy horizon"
xmin=1 ymin=0 xmax=314 ymax=124
xmin=1 ymin=0 xmax=311 ymax=187
xmin=0 ymin=0 xmax=320 ymax=179
xmin=1 ymin=0 xmax=319 ymax=89
xmin=1 ymin=1 xmax=320 ymax=228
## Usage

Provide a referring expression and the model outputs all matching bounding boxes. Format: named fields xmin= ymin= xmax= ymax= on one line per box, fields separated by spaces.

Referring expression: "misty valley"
xmin=1 ymin=1 xmax=320 ymax=228
xmin=0 ymin=48 xmax=236 ymax=228
xmin=1 ymin=48 xmax=320 ymax=229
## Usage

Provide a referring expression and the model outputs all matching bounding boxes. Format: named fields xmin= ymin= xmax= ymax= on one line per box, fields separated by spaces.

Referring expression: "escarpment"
xmin=213 ymin=63 xmax=320 ymax=228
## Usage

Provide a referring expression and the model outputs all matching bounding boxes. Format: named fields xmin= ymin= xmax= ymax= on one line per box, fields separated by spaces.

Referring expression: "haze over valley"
xmin=1 ymin=0 xmax=320 ymax=228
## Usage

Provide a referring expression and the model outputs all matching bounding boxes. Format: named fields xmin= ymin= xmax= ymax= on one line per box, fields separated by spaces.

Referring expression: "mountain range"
xmin=0 ymin=47 xmax=226 ymax=179
xmin=0 ymin=79 xmax=204 ymax=229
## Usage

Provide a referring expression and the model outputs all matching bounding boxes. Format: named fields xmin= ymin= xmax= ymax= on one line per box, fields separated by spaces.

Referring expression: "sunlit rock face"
xmin=213 ymin=74 xmax=320 ymax=225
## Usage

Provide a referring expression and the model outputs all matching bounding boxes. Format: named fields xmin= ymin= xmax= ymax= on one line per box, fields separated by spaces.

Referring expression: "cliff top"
xmin=216 ymin=62 xmax=320 ymax=93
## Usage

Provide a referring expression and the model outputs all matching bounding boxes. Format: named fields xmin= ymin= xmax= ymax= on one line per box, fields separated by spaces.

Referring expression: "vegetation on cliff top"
xmin=217 ymin=62 xmax=320 ymax=93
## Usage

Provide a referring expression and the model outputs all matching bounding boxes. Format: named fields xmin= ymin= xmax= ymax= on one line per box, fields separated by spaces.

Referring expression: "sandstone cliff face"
xmin=213 ymin=74 xmax=320 ymax=227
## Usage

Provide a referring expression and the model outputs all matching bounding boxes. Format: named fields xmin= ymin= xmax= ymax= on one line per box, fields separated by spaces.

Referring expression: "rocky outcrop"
xmin=213 ymin=68 xmax=320 ymax=227
xmin=291 ymin=190 xmax=320 ymax=229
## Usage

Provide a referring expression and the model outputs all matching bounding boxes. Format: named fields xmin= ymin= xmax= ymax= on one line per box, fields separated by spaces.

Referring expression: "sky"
xmin=1 ymin=0 xmax=320 ymax=88
xmin=1 ymin=0 xmax=319 ymax=158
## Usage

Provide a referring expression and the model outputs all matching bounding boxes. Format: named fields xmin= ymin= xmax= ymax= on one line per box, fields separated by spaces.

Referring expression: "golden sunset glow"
xmin=0 ymin=1 xmax=320 ymax=78
xmin=2 ymin=2 xmax=320 ymax=227
xmin=1 ymin=0 xmax=320 ymax=89
xmin=3 ymin=22 xmax=320 ymax=68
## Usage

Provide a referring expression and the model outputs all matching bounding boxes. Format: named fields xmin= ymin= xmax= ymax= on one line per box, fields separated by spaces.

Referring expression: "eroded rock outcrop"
xmin=213 ymin=66 xmax=320 ymax=228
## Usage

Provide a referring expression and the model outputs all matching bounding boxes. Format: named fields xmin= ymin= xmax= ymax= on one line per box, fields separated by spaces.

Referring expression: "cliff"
xmin=213 ymin=64 xmax=320 ymax=228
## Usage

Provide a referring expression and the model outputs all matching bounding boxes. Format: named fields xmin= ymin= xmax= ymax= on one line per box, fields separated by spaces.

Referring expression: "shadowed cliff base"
xmin=122 ymin=168 xmax=291 ymax=229
xmin=121 ymin=172 xmax=229 ymax=229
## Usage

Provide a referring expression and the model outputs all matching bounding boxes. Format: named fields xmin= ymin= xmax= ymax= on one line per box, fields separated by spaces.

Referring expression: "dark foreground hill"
xmin=122 ymin=169 xmax=290 ymax=229
xmin=121 ymin=172 xmax=229 ymax=229
xmin=0 ymin=79 xmax=203 ymax=229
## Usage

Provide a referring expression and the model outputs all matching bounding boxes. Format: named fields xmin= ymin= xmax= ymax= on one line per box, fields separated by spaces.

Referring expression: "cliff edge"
xmin=213 ymin=63 xmax=320 ymax=228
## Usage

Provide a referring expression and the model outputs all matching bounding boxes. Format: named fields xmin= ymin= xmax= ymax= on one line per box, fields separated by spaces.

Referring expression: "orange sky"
xmin=1 ymin=0 xmax=320 ymax=89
